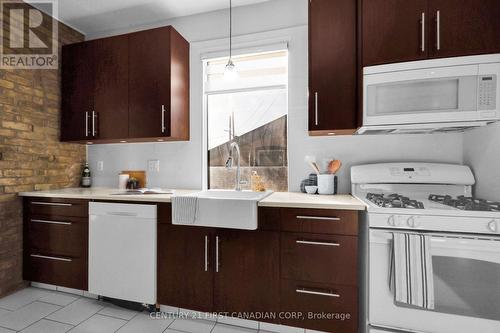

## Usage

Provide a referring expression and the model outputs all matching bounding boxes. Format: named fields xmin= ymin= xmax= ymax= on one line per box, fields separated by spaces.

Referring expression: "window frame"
xmin=202 ymin=48 xmax=289 ymax=190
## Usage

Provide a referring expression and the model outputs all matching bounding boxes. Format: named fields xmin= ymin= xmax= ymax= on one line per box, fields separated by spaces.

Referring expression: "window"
xmin=204 ymin=50 xmax=288 ymax=191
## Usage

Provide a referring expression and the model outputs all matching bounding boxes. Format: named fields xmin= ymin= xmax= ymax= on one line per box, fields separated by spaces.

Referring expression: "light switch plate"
xmin=97 ymin=161 xmax=104 ymax=171
xmin=148 ymin=160 xmax=160 ymax=173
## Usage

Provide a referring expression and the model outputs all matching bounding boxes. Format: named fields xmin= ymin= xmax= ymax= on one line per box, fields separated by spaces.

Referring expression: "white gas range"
xmin=351 ymin=163 xmax=500 ymax=333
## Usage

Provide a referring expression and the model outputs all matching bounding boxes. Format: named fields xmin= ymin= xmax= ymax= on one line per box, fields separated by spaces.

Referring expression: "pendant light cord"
xmin=229 ymin=0 xmax=232 ymax=60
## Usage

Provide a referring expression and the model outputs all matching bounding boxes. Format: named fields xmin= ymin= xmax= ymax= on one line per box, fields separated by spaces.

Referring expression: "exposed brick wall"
xmin=0 ymin=2 xmax=86 ymax=297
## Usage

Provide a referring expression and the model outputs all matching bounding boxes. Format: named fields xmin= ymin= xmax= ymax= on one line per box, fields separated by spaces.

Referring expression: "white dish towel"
xmin=172 ymin=195 xmax=198 ymax=224
xmin=390 ymin=232 xmax=435 ymax=310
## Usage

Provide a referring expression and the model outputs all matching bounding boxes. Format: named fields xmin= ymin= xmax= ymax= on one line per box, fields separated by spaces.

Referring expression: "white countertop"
xmin=19 ymin=187 xmax=367 ymax=210
xmin=258 ymin=191 xmax=366 ymax=210
xmin=18 ymin=187 xmax=198 ymax=203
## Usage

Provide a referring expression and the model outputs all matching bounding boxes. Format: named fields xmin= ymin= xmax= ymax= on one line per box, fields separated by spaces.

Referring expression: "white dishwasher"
xmin=89 ymin=202 xmax=156 ymax=305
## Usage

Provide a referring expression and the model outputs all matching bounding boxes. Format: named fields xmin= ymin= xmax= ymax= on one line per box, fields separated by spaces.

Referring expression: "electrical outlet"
xmin=97 ymin=161 xmax=104 ymax=171
xmin=148 ymin=160 xmax=160 ymax=173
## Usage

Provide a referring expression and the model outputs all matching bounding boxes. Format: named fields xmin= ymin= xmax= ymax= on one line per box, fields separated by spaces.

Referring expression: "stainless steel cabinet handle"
xmin=204 ymin=235 xmax=209 ymax=272
xmin=30 ymin=254 xmax=72 ymax=262
xmin=31 ymin=219 xmax=72 ymax=226
xmin=296 ymin=240 xmax=340 ymax=247
xmin=314 ymin=92 xmax=319 ymax=126
xmin=92 ymin=111 xmax=95 ymax=136
xmin=421 ymin=12 xmax=425 ymax=52
xmin=436 ymin=10 xmax=441 ymax=51
xmin=31 ymin=202 xmax=72 ymax=207
xmin=85 ymin=111 xmax=89 ymax=137
xmin=161 ymin=105 xmax=166 ymax=133
xmin=296 ymin=215 xmax=340 ymax=221
xmin=215 ymin=236 xmax=220 ymax=273
xmin=296 ymin=288 xmax=340 ymax=298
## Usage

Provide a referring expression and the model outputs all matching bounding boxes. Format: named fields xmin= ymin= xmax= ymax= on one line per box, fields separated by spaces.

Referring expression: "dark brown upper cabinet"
xmin=361 ymin=0 xmax=428 ymax=66
xmin=362 ymin=0 xmax=500 ymax=66
xmin=93 ymin=35 xmax=129 ymax=141
xmin=61 ymin=26 xmax=189 ymax=143
xmin=61 ymin=42 xmax=94 ymax=142
xmin=129 ymin=27 xmax=190 ymax=140
xmin=308 ymin=0 xmax=358 ymax=135
xmin=427 ymin=0 xmax=500 ymax=59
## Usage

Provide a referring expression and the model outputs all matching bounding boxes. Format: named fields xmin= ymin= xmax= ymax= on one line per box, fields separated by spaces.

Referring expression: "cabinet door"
xmin=61 ymin=42 xmax=93 ymax=141
xmin=157 ymin=225 xmax=214 ymax=312
xmin=428 ymin=0 xmax=500 ymax=58
xmin=309 ymin=0 xmax=357 ymax=132
xmin=128 ymin=27 xmax=171 ymax=139
xmin=93 ymin=35 xmax=129 ymax=140
xmin=214 ymin=230 xmax=280 ymax=321
xmin=362 ymin=0 xmax=428 ymax=66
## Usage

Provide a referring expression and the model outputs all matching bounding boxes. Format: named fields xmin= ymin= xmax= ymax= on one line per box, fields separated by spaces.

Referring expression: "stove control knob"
xmin=407 ymin=216 xmax=420 ymax=228
xmin=387 ymin=215 xmax=395 ymax=226
xmin=488 ymin=220 xmax=498 ymax=233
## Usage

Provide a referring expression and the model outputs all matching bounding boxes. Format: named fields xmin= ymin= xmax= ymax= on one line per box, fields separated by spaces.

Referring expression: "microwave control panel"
xmin=478 ymin=75 xmax=497 ymax=110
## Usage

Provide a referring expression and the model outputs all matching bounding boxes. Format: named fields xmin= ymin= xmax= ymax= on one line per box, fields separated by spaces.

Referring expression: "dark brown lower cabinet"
xmin=281 ymin=232 xmax=358 ymax=286
xmin=25 ymin=255 xmax=87 ymax=290
xmin=23 ymin=198 xmax=89 ymax=290
xmin=214 ymin=230 xmax=280 ymax=322
xmin=280 ymin=279 xmax=358 ymax=332
xmin=157 ymin=224 xmax=214 ymax=312
xmin=158 ymin=205 xmax=360 ymax=333
xmin=157 ymin=217 xmax=280 ymax=320
xmin=278 ymin=207 xmax=360 ymax=333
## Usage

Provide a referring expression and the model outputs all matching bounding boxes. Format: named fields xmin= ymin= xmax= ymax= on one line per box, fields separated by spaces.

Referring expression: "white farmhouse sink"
xmin=172 ymin=190 xmax=273 ymax=230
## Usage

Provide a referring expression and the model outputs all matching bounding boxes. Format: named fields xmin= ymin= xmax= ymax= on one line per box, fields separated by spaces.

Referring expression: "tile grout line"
xmin=111 ymin=313 xmax=131 ymax=333
xmin=42 ymin=317 xmax=77 ymax=327
xmin=1 ymin=299 xmax=64 ymax=333
xmin=97 ymin=311 xmax=141 ymax=322
xmin=35 ymin=295 xmax=82 ymax=308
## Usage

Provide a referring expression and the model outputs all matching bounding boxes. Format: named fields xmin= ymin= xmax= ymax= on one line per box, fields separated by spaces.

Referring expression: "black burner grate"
xmin=366 ymin=193 xmax=425 ymax=209
xmin=429 ymin=194 xmax=500 ymax=212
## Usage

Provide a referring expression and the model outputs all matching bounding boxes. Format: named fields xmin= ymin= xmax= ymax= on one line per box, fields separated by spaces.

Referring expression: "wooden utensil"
xmin=312 ymin=162 xmax=322 ymax=174
xmin=327 ymin=160 xmax=342 ymax=174
xmin=308 ymin=161 xmax=321 ymax=174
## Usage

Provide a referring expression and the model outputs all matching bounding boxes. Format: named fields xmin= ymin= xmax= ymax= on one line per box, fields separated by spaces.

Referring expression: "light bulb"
xmin=224 ymin=59 xmax=238 ymax=81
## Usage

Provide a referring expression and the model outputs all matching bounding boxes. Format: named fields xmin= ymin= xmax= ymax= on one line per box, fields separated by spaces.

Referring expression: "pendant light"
xmin=224 ymin=0 xmax=238 ymax=80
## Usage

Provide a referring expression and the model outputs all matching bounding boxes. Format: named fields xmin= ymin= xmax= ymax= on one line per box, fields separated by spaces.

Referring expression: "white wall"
xmin=463 ymin=122 xmax=500 ymax=200
xmin=86 ymin=0 xmax=308 ymax=40
xmin=88 ymin=0 xmax=464 ymax=193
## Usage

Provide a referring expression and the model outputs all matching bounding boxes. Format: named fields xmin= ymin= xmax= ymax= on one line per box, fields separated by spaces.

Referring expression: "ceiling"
xmin=29 ymin=0 xmax=269 ymax=37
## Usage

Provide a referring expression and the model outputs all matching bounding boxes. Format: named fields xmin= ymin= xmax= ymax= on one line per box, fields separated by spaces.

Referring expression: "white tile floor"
xmin=0 ymin=288 xmax=322 ymax=333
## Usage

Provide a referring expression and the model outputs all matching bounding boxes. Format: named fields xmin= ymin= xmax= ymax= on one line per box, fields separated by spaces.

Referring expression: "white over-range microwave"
xmin=358 ymin=54 xmax=500 ymax=134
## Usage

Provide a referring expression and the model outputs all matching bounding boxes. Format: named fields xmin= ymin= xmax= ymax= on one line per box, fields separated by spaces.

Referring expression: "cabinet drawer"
xmin=25 ymin=252 xmax=87 ymax=290
xmin=26 ymin=198 xmax=89 ymax=217
xmin=281 ymin=208 xmax=358 ymax=235
xmin=26 ymin=215 xmax=88 ymax=257
xmin=280 ymin=279 xmax=357 ymax=333
xmin=281 ymin=233 xmax=358 ymax=286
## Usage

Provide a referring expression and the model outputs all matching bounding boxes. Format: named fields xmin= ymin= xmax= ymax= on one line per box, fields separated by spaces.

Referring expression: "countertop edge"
xmin=18 ymin=192 xmax=174 ymax=203
xmin=257 ymin=202 xmax=366 ymax=210
xmin=19 ymin=189 xmax=367 ymax=210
